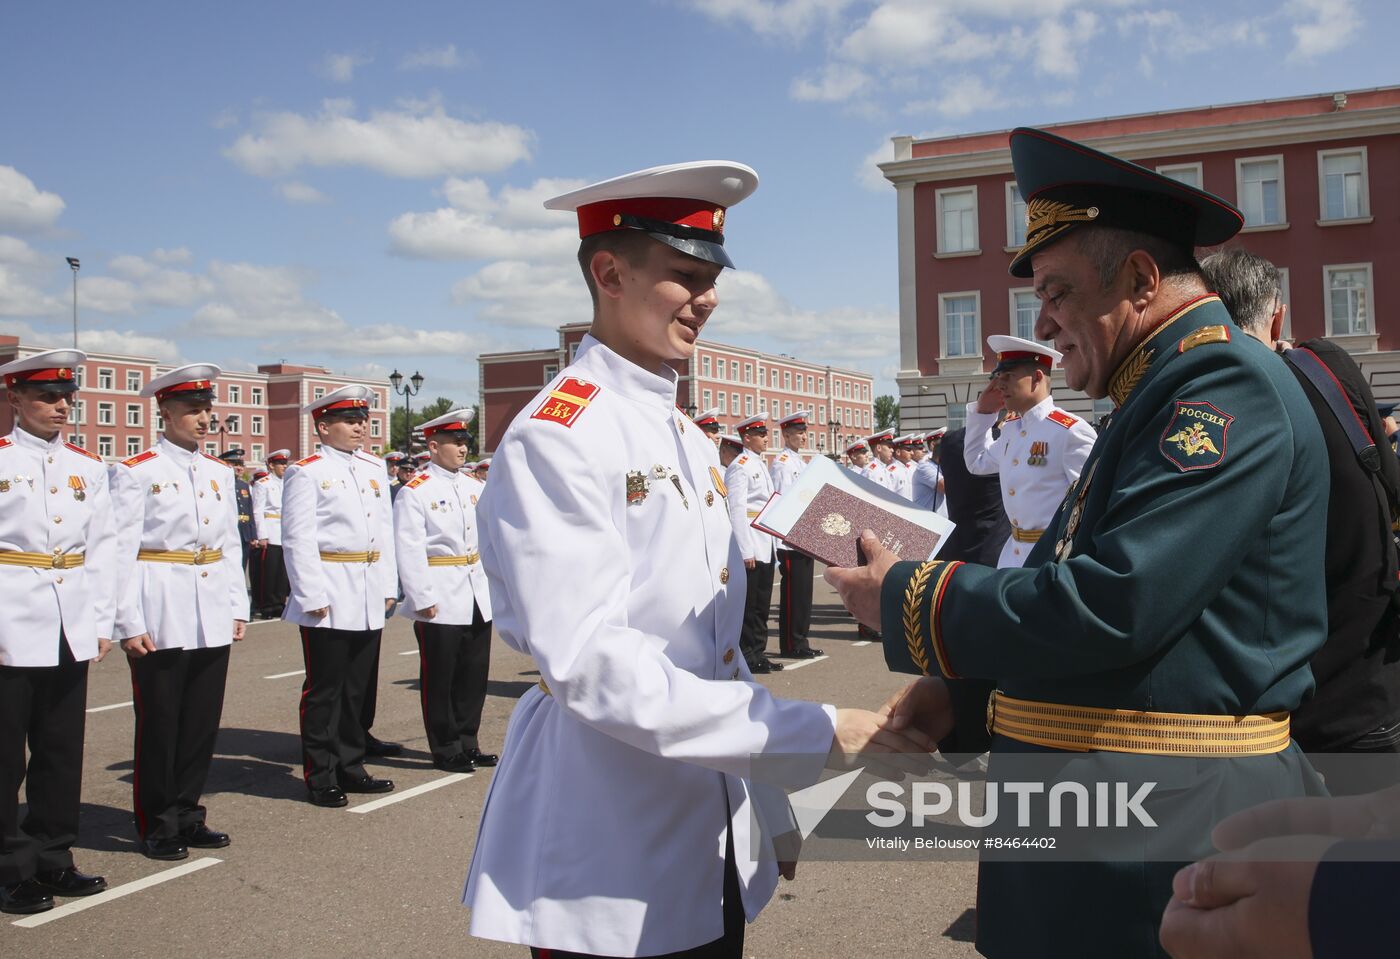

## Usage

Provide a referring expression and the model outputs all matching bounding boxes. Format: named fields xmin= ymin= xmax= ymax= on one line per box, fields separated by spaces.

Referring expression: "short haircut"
xmin=577 ymin=230 xmax=659 ymax=310
xmin=1074 ymin=226 xmax=1202 ymax=290
xmin=1199 ymin=248 xmax=1281 ymax=339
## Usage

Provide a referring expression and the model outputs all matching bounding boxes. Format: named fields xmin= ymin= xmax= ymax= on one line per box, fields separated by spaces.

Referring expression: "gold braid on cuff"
xmin=902 ymin=561 xmax=938 ymax=676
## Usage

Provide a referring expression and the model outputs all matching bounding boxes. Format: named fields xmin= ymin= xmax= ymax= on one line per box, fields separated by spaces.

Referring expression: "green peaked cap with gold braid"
xmin=1007 ymin=127 xmax=1244 ymax=278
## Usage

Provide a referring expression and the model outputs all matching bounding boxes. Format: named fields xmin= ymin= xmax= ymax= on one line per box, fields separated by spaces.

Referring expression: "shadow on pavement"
xmin=73 ymin=801 xmax=141 ymax=855
xmin=487 ymin=680 xmax=536 ymax=700
xmin=944 ymin=908 xmax=977 ymax=943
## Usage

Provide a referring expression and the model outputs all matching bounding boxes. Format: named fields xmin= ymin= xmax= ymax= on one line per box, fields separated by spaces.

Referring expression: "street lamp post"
xmin=830 ymin=418 xmax=842 ymax=456
xmin=389 ymin=369 xmax=424 ymax=454
xmin=209 ymin=412 xmax=227 ymax=454
xmin=66 ymin=257 xmax=80 ymax=347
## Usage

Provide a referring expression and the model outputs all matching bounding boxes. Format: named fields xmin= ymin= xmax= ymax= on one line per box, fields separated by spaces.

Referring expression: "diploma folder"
xmin=751 ymin=456 xmax=954 ymax=568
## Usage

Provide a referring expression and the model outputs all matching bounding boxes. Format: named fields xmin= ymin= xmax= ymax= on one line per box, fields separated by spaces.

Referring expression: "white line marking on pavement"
xmin=243 ymin=619 xmax=281 ymax=628
xmin=779 ymin=655 xmax=829 ymax=671
xmin=11 ymin=858 xmax=222 ymax=928
xmin=87 ymin=701 xmax=133 ymax=713
xmin=852 ymin=641 xmax=872 ymax=647
xmin=398 ymin=649 xmax=419 ymax=656
xmin=347 ymin=773 xmax=471 ymax=814
xmin=263 ymin=669 xmax=305 ymax=680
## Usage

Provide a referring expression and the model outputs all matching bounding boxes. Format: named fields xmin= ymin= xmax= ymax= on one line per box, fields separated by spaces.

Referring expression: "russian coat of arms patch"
xmin=1160 ymin=400 xmax=1233 ymax=472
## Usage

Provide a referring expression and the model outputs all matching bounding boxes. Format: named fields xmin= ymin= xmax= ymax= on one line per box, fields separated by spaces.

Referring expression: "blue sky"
xmin=1 ymin=0 xmax=1392 ymax=406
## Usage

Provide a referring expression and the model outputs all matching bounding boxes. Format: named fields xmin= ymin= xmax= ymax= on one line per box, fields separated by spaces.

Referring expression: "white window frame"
xmin=125 ymin=436 xmax=143 ymax=457
xmin=125 ymin=370 xmax=142 ymax=392
xmin=744 ymin=363 xmax=753 ymax=384
xmin=1009 ymin=288 xmax=1045 ymax=344
xmin=543 ymin=363 xmax=558 ymax=384
xmin=370 ymin=419 xmax=381 ymax=437
xmin=204 ymin=442 xmax=217 ymax=455
xmin=731 ymin=392 xmax=740 ymax=414
xmin=744 ymin=395 xmax=754 ymax=416
xmin=250 ymin=387 xmax=264 ymax=405
xmin=251 ymin=444 xmax=264 ymax=462
xmin=250 ymin=415 xmax=264 ymax=436
xmin=70 ymin=400 xmax=85 ymax=426
xmin=224 ymin=413 xmax=240 ymax=433
xmin=97 ymin=368 xmax=115 ymax=390
xmin=701 ymin=355 xmax=711 ymax=377
xmin=702 ymin=389 xmax=712 ymax=409
xmin=1235 ymin=154 xmax=1287 ymax=229
xmin=1156 ymin=162 xmax=1203 ymax=190
xmin=1323 ymin=262 xmax=1375 ymax=337
xmin=938 ymin=290 xmax=982 ymax=359
xmin=717 ymin=392 xmax=727 ymax=413
xmin=1005 ymin=181 xmax=1027 ymax=249
xmin=125 ymin=403 xmax=142 ymax=427
xmin=97 ymin=435 xmax=114 ymax=457
xmin=227 ymin=384 xmax=241 ymax=404
xmin=935 ymin=185 xmax=979 ymax=256
xmin=1316 ymin=147 xmax=1370 ymax=223
xmin=97 ymin=401 xmax=115 ymax=426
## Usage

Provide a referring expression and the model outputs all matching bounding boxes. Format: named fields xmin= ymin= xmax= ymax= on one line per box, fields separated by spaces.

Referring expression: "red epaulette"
xmin=203 ymin=452 xmax=232 ymax=467
xmin=1005 ymin=413 xmax=1021 ymax=422
xmin=65 ymin=441 xmax=102 ymax=462
xmin=530 ymin=377 xmax=600 ymax=428
xmin=405 ymin=473 xmax=429 ymax=490
xmin=295 ymin=454 xmax=321 ymax=467
xmin=0 ymin=437 xmax=12 ymax=451
xmin=121 ymin=449 xmax=158 ymax=468
xmin=1047 ymin=410 xmax=1079 ymax=429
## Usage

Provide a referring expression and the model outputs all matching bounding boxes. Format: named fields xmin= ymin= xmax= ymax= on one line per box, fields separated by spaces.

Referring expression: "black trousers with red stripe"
xmin=776 ymin=549 xmax=814 ymax=655
xmin=299 ymin=626 xmax=380 ymax=790
xmin=738 ymin=559 xmax=775 ymax=667
xmin=0 ymin=636 xmax=88 ymax=884
xmin=128 ymin=646 xmax=230 ymax=842
xmin=413 ymin=604 xmax=491 ymax=761
xmin=255 ymin=544 xmax=289 ymax=617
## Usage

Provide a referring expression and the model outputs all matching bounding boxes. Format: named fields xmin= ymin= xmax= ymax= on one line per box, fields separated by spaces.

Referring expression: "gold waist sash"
xmin=428 ymin=552 xmax=480 ymax=567
xmin=1010 ymin=525 xmax=1044 ymax=543
xmin=0 ymin=550 xmax=85 ymax=570
xmin=263 ymin=512 xmax=281 ymax=519
xmin=319 ymin=550 xmax=380 ymax=564
xmin=138 ymin=547 xmax=223 ymax=566
xmin=988 ymin=691 xmax=1291 ymax=756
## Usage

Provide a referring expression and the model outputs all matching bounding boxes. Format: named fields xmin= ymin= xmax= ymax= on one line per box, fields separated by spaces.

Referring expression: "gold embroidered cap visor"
xmin=1007 ymin=127 xmax=1244 ymax=279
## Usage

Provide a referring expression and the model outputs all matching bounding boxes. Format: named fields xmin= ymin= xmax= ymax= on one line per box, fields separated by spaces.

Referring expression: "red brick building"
xmin=0 ymin=335 xmax=389 ymax=463
xmin=880 ymin=85 xmax=1400 ymax=430
xmin=479 ymin=323 xmax=875 ymax=456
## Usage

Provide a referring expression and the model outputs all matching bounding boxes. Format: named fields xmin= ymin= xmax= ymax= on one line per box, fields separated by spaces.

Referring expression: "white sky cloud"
xmin=904 ymin=75 xmax=1008 ymax=118
xmin=152 ymin=247 xmax=193 ymax=265
xmin=452 ymin=259 xmax=589 ymax=329
xmin=190 ymin=261 xmax=345 ymax=337
xmin=1287 ymin=0 xmax=1361 ymax=60
xmin=0 ymin=166 xmax=66 ymax=233
xmin=791 ymin=63 xmax=872 ymax=102
xmin=76 ymin=328 xmax=181 ymax=362
xmin=388 ymin=176 xmax=582 ymax=261
xmin=225 ymin=98 xmax=533 ymax=179
xmin=279 ymin=181 xmax=331 ymax=204
xmin=321 ymin=52 xmax=372 ymax=83
xmin=685 ymin=0 xmax=857 ymax=40
xmin=399 ymin=44 xmax=469 ymax=70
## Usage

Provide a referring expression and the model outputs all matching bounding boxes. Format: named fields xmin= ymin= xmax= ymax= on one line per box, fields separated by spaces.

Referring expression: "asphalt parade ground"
xmin=2 ymin=577 xmax=979 ymax=959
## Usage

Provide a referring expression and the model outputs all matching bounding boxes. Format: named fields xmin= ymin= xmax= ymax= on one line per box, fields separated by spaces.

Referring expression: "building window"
xmin=224 ymin=414 xmax=240 ymax=433
xmin=702 ymin=389 xmax=712 ymax=408
xmin=67 ymin=433 xmax=82 ymax=447
xmin=570 ymin=342 xmax=581 ymax=362
xmin=125 ymin=370 xmax=142 ymax=392
xmin=251 ymin=415 xmax=264 ymax=435
xmin=770 ymin=370 xmax=779 ymax=388
xmin=1236 ymin=156 xmax=1285 ymax=227
xmin=97 ymin=368 xmax=115 ymax=390
xmin=371 ymin=419 xmax=381 ymax=438
xmin=1156 ymin=163 xmax=1203 ymax=189
xmin=251 ymin=444 xmax=264 ymax=462
xmin=250 ymin=387 xmax=264 ymax=405
xmin=1318 ymin=148 xmax=1368 ymax=221
xmin=744 ymin=395 xmax=754 ymax=416
xmin=718 ymin=392 xmax=728 ymax=413
xmin=209 ymin=383 xmax=218 ymax=401
xmin=939 ymin=292 xmax=981 ymax=358
xmin=204 ymin=442 xmax=218 ymax=455
xmin=936 ymin=186 xmax=978 ymax=254
xmin=1277 ymin=267 xmax=1293 ymax=341
xmin=97 ymin=402 xmax=115 ymax=425
xmin=1010 ymin=289 xmax=1053 ymax=344
xmin=784 ymin=401 xmax=793 ymax=416
xmin=1324 ymin=264 xmax=1373 ymax=336
xmin=744 ymin=363 xmax=753 ymax=383
xmin=783 ymin=371 xmax=791 ymax=390
xmin=155 ymin=412 xmax=164 ymax=432
xmin=97 ymin=436 xmax=114 ymax=457
xmin=74 ymin=367 xmax=84 ymax=387
xmin=718 ymin=358 xmax=728 ymax=380
xmin=313 ymin=387 xmax=325 ymax=400
xmin=70 ymin=400 xmax=85 ymax=426
xmin=701 ymin=356 xmax=711 ymax=377
xmin=731 ymin=392 xmax=740 ymax=413
xmin=125 ymin=436 xmax=143 ymax=457
xmin=370 ymin=392 xmax=380 ymax=409
xmin=543 ymin=363 xmax=558 ymax=384
xmin=126 ymin=403 xmax=142 ymax=427
xmin=1005 ymin=182 xmax=1027 ymax=248
xmin=228 ymin=384 xmax=241 ymax=404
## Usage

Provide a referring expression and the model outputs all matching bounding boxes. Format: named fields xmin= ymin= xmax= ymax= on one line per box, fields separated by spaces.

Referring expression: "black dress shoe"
xmin=364 ymin=735 xmax=403 ymax=757
xmin=749 ymin=659 xmax=772 ymax=674
xmin=763 ymin=657 xmax=785 ymax=671
xmin=0 ymin=880 xmax=54 ymax=914
xmin=140 ymin=837 xmax=189 ymax=861
xmin=33 ymin=867 xmax=106 ymax=897
xmin=181 ymin=824 xmax=231 ymax=849
xmin=308 ymin=785 xmax=349 ymax=808
xmin=793 ymin=648 xmax=825 ymax=658
xmin=338 ymin=774 xmax=394 ymax=794
xmin=464 ymin=748 xmax=498 ymax=767
xmin=433 ymin=753 xmax=476 ymax=773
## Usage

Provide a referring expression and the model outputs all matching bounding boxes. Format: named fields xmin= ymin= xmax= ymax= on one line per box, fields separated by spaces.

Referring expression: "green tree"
xmin=874 ymin=394 xmax=901 ymax=431
xmin=389 ymin=397 xmax=479 ymax=452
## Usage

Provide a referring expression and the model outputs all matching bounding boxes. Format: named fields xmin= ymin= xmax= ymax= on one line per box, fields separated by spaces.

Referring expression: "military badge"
xmin=321 ymin=480 xmax=332 ymax=490
xmin=1161 ymin=400 xmax=1232 ymax=472
xmin=1028 ymin=441 xmax=1048 ymax=466
xmin=151 ymin=483 xmax=162 ymax=495
xmin=626 ymin=470 xmax=649 ymax=506
xmin=68 ymin=475 xmax=86 ymax=501
xmin=470 ymin=495 xmax=478 ymax=505
xmin=705 ymin=491 xmax=714 ymax=506
xmin=0 ymin=480 xmax=9 ymax=493
xmin=709 ymin=467 xmax=727 ymax=498
xmin=210 ymin=479 xmax=221 ymax=500
xmin=670 ymin=474 xmax=689 ymax=509
xmin=370 ymin=479 xmax=382 ymax=497
xmin=651 ymin=464 xmax=667 ymax=479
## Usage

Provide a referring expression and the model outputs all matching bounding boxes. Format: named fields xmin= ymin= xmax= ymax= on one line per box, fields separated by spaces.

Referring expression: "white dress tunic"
xmin=0 ymin=429 xmax=116 ymax=666
xmin=724 ymin=449 xmax=776 ymax=564
xmin=251 ymin=472 xmax=283 ymax=545
xmin=464 ymin=336 xmax=837 ymax=957
xmin=392 ymin=462 xmax=491 ymax=625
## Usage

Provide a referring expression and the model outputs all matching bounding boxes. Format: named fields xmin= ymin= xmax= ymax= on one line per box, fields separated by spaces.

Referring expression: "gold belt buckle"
xmin=50 ymin=552 xmax=65 ymax=570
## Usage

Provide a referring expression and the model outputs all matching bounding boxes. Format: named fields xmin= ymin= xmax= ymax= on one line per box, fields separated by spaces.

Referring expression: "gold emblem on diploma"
xmin=821 ymin=512 xmax=852 ymax=537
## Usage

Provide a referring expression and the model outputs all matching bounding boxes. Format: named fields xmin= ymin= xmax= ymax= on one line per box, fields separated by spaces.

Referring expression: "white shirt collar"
xmin=574 ymin=334 xmax=678 ymax=411
xmin=10 ymin=425 xmax=62 ymax=453
xmin=158 ymin=435 xmax=196 ymax=467
xmin=1021 ymin=396 xmax=1055 ymax=425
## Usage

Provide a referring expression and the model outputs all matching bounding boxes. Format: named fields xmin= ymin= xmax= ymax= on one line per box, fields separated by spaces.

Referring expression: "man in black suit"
xmin=1205 ymin=249 xmax=1400 ymax=788
xmin=937 ymin=425 xmax=1011 ymax=566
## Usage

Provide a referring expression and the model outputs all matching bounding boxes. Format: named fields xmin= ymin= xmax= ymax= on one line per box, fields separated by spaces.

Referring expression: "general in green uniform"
xmin=870 ymin=129 xmax=1329 ymax=958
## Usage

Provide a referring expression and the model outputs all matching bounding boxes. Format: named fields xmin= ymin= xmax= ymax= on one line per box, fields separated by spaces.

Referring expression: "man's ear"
xmin=1125 ymin=249 xmax=1162 ymax=310
xmin=1270 ymin=303 xmax=1287 ymax=345
xmin=590 ymin=249 xmax=626 ymax=303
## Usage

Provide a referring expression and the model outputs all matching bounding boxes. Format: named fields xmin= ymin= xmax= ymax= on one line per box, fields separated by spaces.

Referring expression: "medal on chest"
xmin=1054 ymin=457 xmax=1099 ymax=561
xmin=210 ymin=479 xmax=221 ymax=500
xmin=626 ymin=470 xmax=649 ymax=505
xmin=1028 ymin=441 xmax=1048 ymax=467
xmin=370 ymin=479 xmax=382 ymax=498
xmin=68 ymin=475 xmax=86 ymax=501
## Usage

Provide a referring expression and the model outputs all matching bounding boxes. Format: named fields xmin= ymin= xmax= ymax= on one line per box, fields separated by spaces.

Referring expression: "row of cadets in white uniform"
xmin=0 ymin=350 xmax=116 ymax=913
xmin=693 ymin=406 xmax=723 ymax=447
xmin=280 ymin=385 xmax=399 ymax=807
xmin=463 ymin=162 xmax=921 ymax=958
xmin=725 ymin=412 xmax=783 ymax=673
xmin=862 ymin=428 xmax=912 ymax=499
xmin=249 ymin=448 xmax=289 ymax=618
xmin=769 ymin=410 xmax=821 ymax=658
xmin=963 ymin=335 xmax=1098 ymax=568
xmin=109 ymin=365 xmax=249 ymax=861
xmin=390 ymin=409 xmax=496 ymax=773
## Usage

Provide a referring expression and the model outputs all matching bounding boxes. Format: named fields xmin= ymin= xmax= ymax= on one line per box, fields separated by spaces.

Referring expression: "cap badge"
xmin=1026 ymin=198 xmax=1102 ymax=241
xmin=712 ymin=208 xmax=725 ymax=231
xmin=626 ymin=470 xmax=649 ymax=506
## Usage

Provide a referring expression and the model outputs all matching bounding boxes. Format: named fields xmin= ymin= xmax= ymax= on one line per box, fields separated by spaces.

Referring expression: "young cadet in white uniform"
xmin=692 ymin=407 xmax=723 ymax=447
xmin=726 ymin=413 xmax=782 ymax=674
xmin=964 ymin=335 xmax=1099 ymax=568
xmin=0 ymin=350 xmax=114 ymax=915
xmin=250 ymin=449 xmax=289 ymax=619
xmin=281 ymin=386 xmax=398 ymax=807
xmin=769 ymin=411 xmax=821 ymax=660
xmin=867 ymin=429 xmax=909 ymax=497
xmin=845 ymin=438 xmax=872 ymax=476
xmin=464 ymin=162 xmax=929 ymax=959
xmin=392 ymin=409 xmax=496 ymax=773
xmin=109 ymin=365 xmax=248 ymax=861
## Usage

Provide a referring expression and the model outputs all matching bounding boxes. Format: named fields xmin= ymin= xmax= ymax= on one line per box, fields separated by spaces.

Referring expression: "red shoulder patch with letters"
xmin=295 ymin=454 xmax=321 ymax=467
xmin=0 ymin=437 xmax=13 ymax=450
xmin=1047 ymin=410 xmax=1079 ymax=429
xmin=530 ymin=377 xmax=600 ymax=428
xmin=405 ymin=473 xmax=429 ymax=489
xmin=121 ymin=449 xmax=158 ymax=468
xmin=65 ymin=441 xmax=102 ymax=462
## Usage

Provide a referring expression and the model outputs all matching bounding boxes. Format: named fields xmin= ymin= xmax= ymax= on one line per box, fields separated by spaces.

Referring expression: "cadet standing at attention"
xmin=250 ymin=449 xmax=289 ymax=619
xmin=0 ymin=350 xmax=114 ymax=915
xmin=392 ymin=408 xmax=496 ymax=773
xmin=109 ymin=364 xmax=248 ymax=860
xmin=770 ymin=411 xmax=821 ymax=659
xmin=727 ymin=412 xmax=782 ymax=674
xmin=281 ymin=385 xmax=398 ymax=808
xmin=692 ymin=407 xmax=723 ymax=447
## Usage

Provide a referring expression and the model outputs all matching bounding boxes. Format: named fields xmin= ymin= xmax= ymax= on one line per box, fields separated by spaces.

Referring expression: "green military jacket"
xmin=878 ymin=294 xmax=1329 ymax=958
